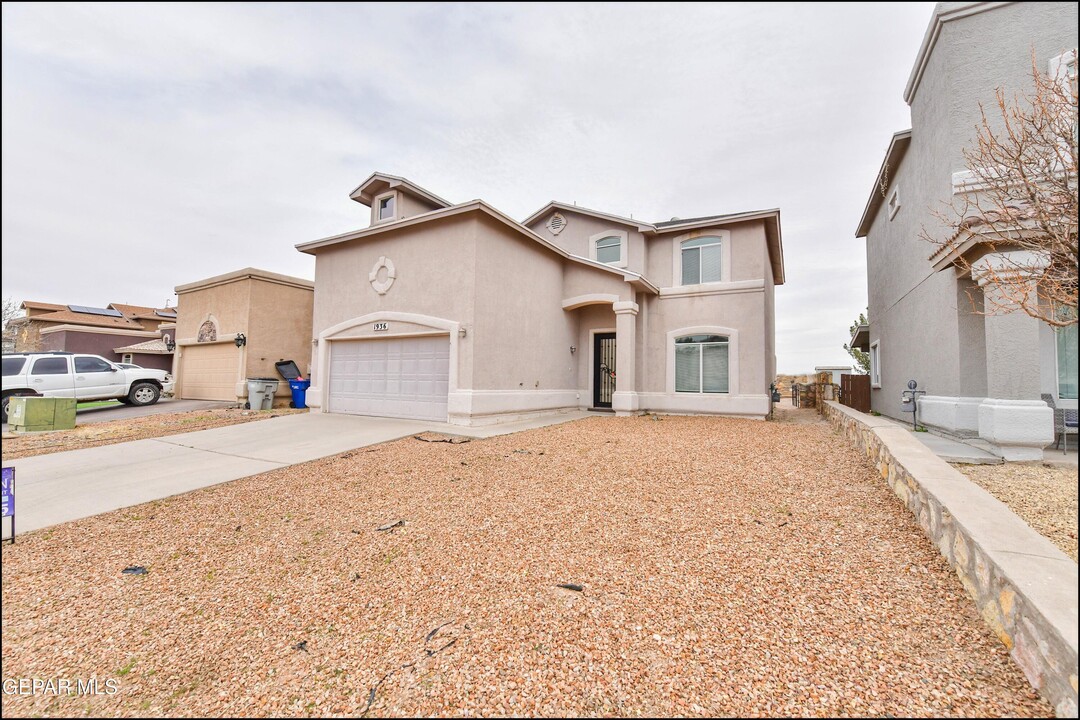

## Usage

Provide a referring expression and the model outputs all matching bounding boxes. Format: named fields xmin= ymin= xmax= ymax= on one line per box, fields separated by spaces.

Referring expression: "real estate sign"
xmin=2 ymin=466 xmax=13 ymax=543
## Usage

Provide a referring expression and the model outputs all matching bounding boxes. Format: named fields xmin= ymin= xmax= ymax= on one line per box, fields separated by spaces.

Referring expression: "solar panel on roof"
xmin=68 ymin=305 xmax=123 ymax=317
xmin=155 ymin=310 xmax=178 ymax=318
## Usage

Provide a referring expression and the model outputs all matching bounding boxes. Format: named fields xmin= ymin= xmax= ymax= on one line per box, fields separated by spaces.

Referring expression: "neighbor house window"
xmin=122 ymin=353 xmax=134 ymax=364
xmin=870 ymin=341 xmax=881 ymax=388
xmin=595 ymin=235 xmax=621 ymax=264
xmin=674 ymin=334 xmax=729 ymax=393
xmin=1058 ymin=320 xmax=1078 ymax=400
xmin=681 ymin=236 xmax=722 ymax=285
xmin=377 ymin=194 xmax=395 ymax=221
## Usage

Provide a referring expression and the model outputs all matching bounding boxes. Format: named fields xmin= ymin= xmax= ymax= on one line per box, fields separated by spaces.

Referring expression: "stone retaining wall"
xmin=823 ymin=401 xmax=1078 ymax=717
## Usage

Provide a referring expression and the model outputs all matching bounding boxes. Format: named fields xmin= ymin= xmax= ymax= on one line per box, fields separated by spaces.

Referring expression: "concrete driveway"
xmin=75 ymin=398 xmax=235 ymax=423
xmin=4 ymin=411 xmax=589 ymax=535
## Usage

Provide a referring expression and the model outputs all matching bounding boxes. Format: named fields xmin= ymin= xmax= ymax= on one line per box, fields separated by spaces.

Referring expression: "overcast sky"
xmin=1 ymin=2 xmax=936 ymax=373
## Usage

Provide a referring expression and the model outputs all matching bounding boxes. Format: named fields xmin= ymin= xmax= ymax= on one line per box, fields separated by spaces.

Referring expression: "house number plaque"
xmin=373 ymin=322 xmax=389 ymax=331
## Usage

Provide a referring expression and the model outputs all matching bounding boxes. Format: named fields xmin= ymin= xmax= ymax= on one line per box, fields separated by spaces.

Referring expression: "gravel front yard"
xmin=1 ymin=408 xmax=305 ymax=460
xmin=955 ymin=462 xmax=1078 ymax=562
xmin=1 ymin=414 xmax=1048 ymax=717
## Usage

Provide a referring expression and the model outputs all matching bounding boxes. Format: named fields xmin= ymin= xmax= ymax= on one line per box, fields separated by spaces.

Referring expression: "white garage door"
xmin=180 ymin=343 xmax=238 ymax=400
xmin=328 ymin=336 xmax=450 ymax=421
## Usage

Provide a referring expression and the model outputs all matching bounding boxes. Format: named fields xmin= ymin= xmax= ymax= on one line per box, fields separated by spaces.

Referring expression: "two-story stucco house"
xmin=297 ymin=173 xmax=783 ymax=426
xmin=853 ymin=2 xmax=1077 ymax=460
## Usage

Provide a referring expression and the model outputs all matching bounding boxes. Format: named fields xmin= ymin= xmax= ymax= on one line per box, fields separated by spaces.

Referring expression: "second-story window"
xmin=595 ymin=235 xmax=621 ymax=264
xmin=681 ymin=236 xmax=722 ymax=285
xmin=378 ymin=195 xmax=395 ymax=222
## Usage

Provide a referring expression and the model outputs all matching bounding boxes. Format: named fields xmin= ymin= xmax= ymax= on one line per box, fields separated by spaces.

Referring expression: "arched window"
xmin=680 ymin=236 xmax=723 ymax=285
xmin=595 ymin=235 xmax=622 ymax=264
xmin=674 ymin=334 xmax=729 ymax=393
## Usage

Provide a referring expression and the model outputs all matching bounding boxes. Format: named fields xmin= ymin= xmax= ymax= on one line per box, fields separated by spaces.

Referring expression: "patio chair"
xmin=1042 ymin=393 xmax=1078 ymax=452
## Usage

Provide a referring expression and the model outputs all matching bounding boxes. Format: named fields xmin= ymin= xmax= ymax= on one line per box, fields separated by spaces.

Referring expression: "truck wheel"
xmin=128 ymin=382 xmax=161 ymax=407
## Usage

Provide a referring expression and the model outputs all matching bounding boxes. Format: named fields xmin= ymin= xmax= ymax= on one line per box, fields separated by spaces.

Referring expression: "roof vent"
xmin=547 ymin=212 xmax=567 ymax=236
xmin=670 ymin=217 xmax=681 ymax=222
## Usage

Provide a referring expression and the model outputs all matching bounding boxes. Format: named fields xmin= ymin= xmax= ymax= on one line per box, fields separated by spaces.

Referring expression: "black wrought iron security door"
xmin=593 ymin=333 xmax=616 ymax=408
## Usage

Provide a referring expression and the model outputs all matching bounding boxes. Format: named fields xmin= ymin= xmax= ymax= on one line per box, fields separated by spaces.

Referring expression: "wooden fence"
xmin=840 ymin=373 xmax=871 ymax=413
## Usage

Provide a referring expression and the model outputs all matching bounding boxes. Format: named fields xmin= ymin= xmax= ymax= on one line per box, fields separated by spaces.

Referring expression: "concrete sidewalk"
xmin=876 ymin=415 xmax=1002 ymax=464
xmin=4 ymin=410 xmax=590 ymax=535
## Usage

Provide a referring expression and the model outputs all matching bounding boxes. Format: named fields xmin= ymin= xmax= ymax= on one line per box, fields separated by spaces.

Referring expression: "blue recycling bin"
xmin=288 ymin=379 xmax=311 ymax=409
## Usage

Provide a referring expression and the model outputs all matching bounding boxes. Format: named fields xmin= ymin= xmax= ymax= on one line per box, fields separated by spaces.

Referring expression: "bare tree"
xmin=2 ymin=297 xmax=22 ymax=353
xmin=923 ymin=51 xmax=1077 ymax=327
xmin=1 ymin=297 xmax=19 ymax=329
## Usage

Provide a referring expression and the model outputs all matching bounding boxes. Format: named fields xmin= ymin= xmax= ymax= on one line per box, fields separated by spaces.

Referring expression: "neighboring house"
xmin=814 ymin=366 xmax=853 ymax=385
xmin=296 ymin=172 xmax=783 ymax=426
xmin=853 ymin=2 xmax=1077 ymax=460
xmin=110 ymin=336 xmax=176 ymax=372
xmin=7 ymin=300 xmax=177 ymax=369
xmin=172 ymin=268 xmax=314 ymax=404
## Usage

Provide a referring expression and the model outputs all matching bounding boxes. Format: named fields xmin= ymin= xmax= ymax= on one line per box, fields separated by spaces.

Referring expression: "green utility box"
xmin=8 ymin=397 xmax=77 ymax=432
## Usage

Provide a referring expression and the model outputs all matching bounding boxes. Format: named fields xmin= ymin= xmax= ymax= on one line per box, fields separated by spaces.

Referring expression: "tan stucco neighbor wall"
xmin=246 ymin=277 xmax=315 ymax=387
xmin=174 ymin=268 xmax=313 ymax=403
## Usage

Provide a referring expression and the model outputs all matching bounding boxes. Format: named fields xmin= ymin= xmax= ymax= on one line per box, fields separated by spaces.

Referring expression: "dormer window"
xmin=377 ymin=194 xmax=396 ymax=222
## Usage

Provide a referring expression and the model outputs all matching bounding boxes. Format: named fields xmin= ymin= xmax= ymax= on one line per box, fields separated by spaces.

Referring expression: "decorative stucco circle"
xmin=369 ymin=256 xmax=397 ymax=295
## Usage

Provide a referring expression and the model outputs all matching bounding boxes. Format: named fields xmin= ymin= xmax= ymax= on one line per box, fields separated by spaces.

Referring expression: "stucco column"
xmin=973 ymin=257 xmax=1052 ymax=460
xmin=612 ymin=300 xmax=639 ymax=415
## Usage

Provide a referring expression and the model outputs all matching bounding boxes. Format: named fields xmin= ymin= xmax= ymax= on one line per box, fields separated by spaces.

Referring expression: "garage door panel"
xmin=328 ymin=336 xmax=450 ymax=421
xmin=181 ymin=344 xmax=238 ymax=401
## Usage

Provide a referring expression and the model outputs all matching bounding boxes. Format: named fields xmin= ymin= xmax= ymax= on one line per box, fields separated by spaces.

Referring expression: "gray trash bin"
xmin=246 ymin=378 xmax=280 ymax=410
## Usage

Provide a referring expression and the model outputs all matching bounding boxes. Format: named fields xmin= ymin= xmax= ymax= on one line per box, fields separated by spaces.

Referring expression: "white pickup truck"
xmin=1 ymin=352 xmax=174 ymax=423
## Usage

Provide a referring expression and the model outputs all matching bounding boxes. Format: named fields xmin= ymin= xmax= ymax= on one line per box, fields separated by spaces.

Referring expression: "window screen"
xmin=674 ymin=335 xmax=729 ymax=393
xmin=595 ymin=236 xmax=621 ymax=264
xmin=680 ymin=236 xmax=722 ymax=284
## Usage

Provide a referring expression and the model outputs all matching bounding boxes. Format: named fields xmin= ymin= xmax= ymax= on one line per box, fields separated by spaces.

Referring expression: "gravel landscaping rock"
xmin=954 ymin=462 xmax=1078 ymax=562
xmin=1 ymin=408 xmax=306 ymax=460
xmin=1 ymin=415 xmax=1049 ymax=717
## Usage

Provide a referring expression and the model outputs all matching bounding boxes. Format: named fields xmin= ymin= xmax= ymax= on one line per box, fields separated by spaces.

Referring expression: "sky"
xmin=1 ymin=2 xmax=936 ymax=373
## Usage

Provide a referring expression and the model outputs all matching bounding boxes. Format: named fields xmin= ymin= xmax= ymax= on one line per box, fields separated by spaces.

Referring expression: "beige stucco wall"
xmin=176 ymin=279 xmax=252 ymax=343
xmin=573 ymin=303 xmax=617 ymax=399
xmin=471 ymin=215 xmax=578 ymax=394
xmin=640 ymin=291 xmax=768 ymax=393
xmin=245 ymin=277 xmax=314 ymax=394
xmin=527 ymin=211 xmax=646 ymax=274
xmin=397 ymin=192 xmax=443 ymax=219
xmin=647 ymin=220 xmax=767 ymax=288
xmin=309 ymin=213 xmax=480 ymax=393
